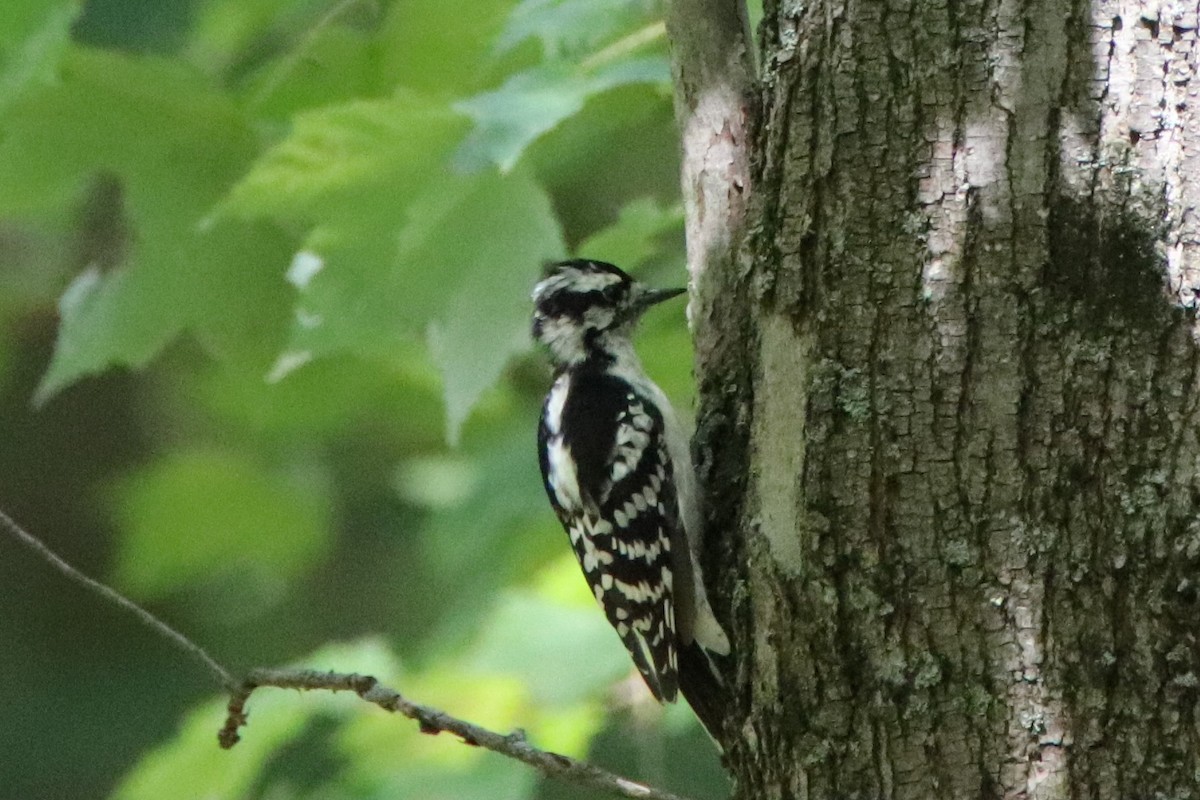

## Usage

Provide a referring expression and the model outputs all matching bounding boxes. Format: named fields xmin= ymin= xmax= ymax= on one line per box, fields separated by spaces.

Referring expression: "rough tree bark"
xmin=670 ymin=0 xmax=1200 ymax=796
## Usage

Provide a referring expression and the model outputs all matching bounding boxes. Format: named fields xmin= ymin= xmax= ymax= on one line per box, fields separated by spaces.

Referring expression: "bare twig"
xmin=220 ymin=669 xmax=697 ymax=800
xmin=0 ymin=507 xmax=236 ymax=690
xmin=2 ymin=509 xmax=702 ymax=800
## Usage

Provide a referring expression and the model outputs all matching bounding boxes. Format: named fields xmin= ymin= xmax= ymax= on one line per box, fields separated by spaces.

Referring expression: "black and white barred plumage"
xmin=532 ymin=259 xmax=730 ymax=702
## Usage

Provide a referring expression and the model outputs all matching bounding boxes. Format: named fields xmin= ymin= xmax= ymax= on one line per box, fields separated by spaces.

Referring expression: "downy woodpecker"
xmin=532 ymin=259 xmax=730 ymax=702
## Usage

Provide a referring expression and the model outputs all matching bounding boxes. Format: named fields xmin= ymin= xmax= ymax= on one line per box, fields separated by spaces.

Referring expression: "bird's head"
xmin=531 ymin=259 xmax=684 ymax=367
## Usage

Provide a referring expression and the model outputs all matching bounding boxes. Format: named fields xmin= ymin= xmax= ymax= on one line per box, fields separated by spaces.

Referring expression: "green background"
xmin=0 ymin=0 xmax=753 ymax=797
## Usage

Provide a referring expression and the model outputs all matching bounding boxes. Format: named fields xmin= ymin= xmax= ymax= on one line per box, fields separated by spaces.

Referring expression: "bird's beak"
xmin=635 ymin=286 xmax=686 ymax=310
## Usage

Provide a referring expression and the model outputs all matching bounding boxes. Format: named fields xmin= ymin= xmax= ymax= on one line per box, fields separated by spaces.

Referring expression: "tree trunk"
xmin=677 ymin=0 xmax=1200 ymax=795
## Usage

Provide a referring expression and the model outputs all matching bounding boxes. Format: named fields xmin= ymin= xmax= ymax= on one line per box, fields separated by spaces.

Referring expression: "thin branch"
xmin=0 ymin=507 xmax=236 ymax=690
xmin=580 ymin=21 xmax=666 ymax=71
xmin=2 ymin=508 xmax=703 ymax=800
xmin=221 ymin=669 xmax=697 ymax=800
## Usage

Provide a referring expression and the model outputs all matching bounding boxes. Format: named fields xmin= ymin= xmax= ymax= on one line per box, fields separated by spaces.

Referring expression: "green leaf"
xmin=241 ymin=23 xmax=379 ymax=119
xmin=186 ymin=0 xmax=300 ymax=68
xmin=268 ymin=224 xmax=414 ymax=373
xmin=525 ymin=82 xmax=680 ymax=226
xmin=111 ymin=450 xmax=331 ymax=600
xmin=577 ymin=196 xmax=683 ymax=268
xmin=274 ymin=169 xmax=563 ymax=444
xmin=184 ymin=222 xmax=298 ymax=372
xmin=497 ymin=0 xmax=654 ymax=58
xmin=455 ymin=57 xmax=669 ymax=172
xmin=190 ymin=0 xmax=380 ymax=116
xmin=36 ymin=266 xmax=172 ymax=403
xmin=34 ymin=217 xmax=294 ymax=404
xmin=0 ymin=0 xmax=79 ymax=114
xmin=378 ymin=0 xmax=514 ymax=94
xmin=221 ymin=92 xmax=468 ymax=223
xmin=0 ymin=47 xmax=256 ymax=219
xmin=422 ymin=171 xmax=563 ymax=443
xmin=0 ymin=47 xmax=279 ymax=401
xmin=197 ymin=354 xmax=445 ymax=447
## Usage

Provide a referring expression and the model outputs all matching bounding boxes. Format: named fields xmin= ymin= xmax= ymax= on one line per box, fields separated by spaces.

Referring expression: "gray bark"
xmin=674 ymin=0 xmax=1200 ymax=795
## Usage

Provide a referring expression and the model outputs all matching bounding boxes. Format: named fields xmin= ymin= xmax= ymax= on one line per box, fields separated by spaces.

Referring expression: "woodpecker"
xmin=532 ymin=258 xmax=730 ymax=702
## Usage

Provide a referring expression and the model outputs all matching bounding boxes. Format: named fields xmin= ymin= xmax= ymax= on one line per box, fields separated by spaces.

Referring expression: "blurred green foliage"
xmin=0 ymin=1 xmax=729 ymax=798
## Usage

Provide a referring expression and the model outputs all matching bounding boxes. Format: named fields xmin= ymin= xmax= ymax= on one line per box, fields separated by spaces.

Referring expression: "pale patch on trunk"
xmin=752 ymin=312 xmax=811 ymax=575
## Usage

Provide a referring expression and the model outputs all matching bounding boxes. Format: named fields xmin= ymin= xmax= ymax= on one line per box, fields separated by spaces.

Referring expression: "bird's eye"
xmin=601 ymin=284 xmax=624 ymax=303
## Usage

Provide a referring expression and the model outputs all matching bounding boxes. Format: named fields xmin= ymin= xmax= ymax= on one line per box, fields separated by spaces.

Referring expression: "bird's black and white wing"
xmin=538 ymin=366 xmax=681 ymax=701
